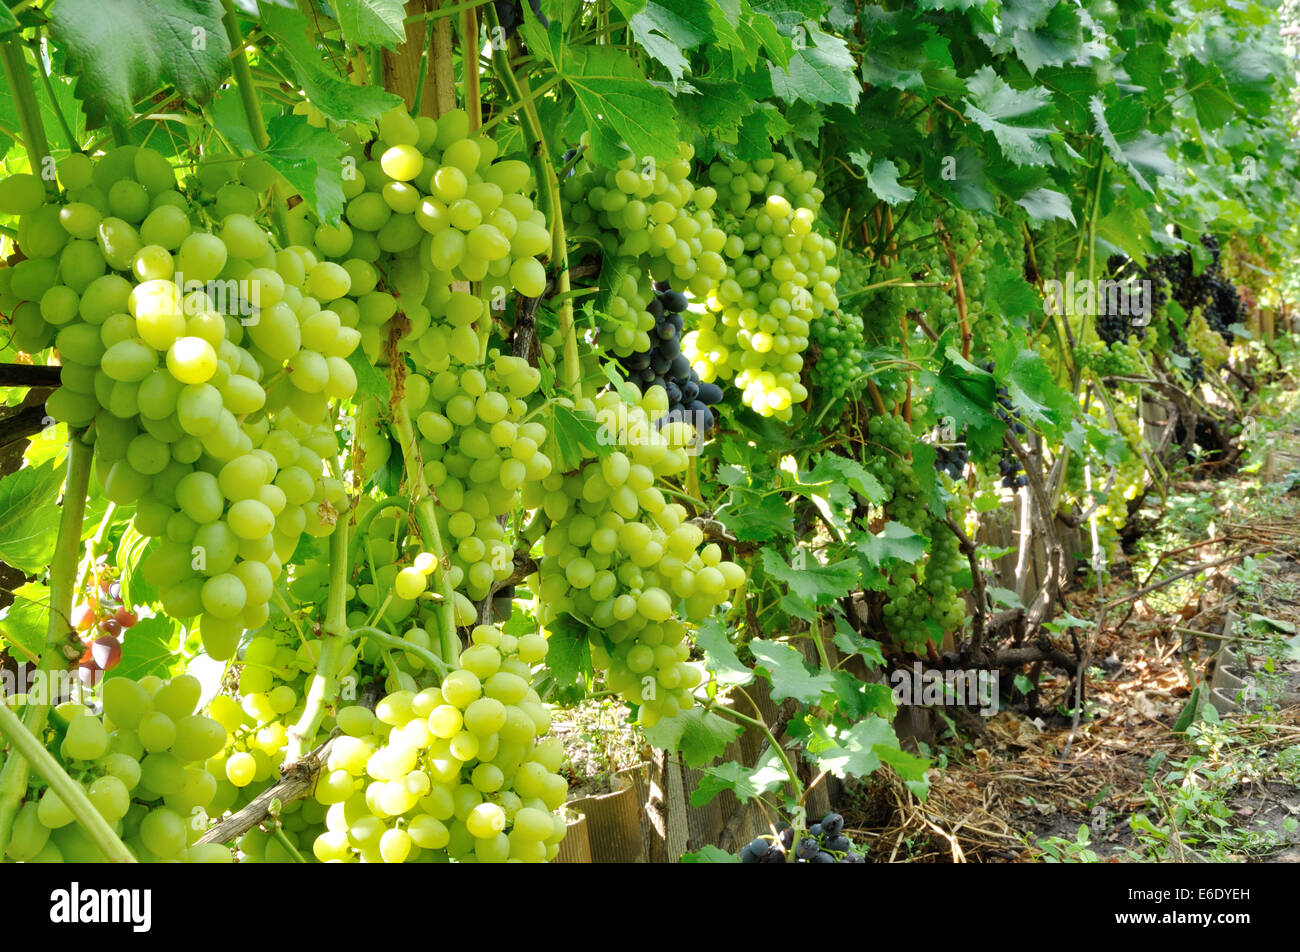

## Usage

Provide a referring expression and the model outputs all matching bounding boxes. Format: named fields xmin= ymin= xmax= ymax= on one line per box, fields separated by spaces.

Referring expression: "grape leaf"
xmin=0 ymin=458 xmax=64 ymax=575
xmin=0 ymin=5 xmax=17 ymax=34
xmin=643 ymin=706 xmax=743 ymax=767
xmin=691 ymin=748 xmax=788 ymax=806
xmin=962 ymin=66 xmax=1057 ymax=167
xmin=681 ymin=844 xmax=740 ymax=863
xmin=1090 ymin=96 xmax=1174 ymax=193
xmin=561 ymin=46 xmax=681 ymax=166
xmin=862 ymin=156 xmax=917 ymax=205
xmin=260 ymin=114 xmax=348 ymax=224
xmin=769 ymin=25 xmax=860 ymax=107
xmin=258 ymin=3 xmax=403 ymax=124
xmin=856 ymin=521 xmax=926 ymax=568
xmin=1016 ymin=187 xmax=1075 ymax=224
xmin=991 ymin=336 xmax=1074 ymax=432
xmin=106 ymin=614 xmax=179 ymax=683
xmin=749 ymin=638 xmax=835 ymax=705
xmin=814 ymin=715 xmax=897 ymax=779
xmin=694 ymin=616 xmax=753 ymax=688
xmin=48 ymin=0 xmax=232 ymax=124
xmin=0 ymin=581 xmax=49 ymax=664
xmin=612 ymin=0 xmax=713 ymax=82
xmin=803 ymin=452 xmax=885 ymax=503
xmin=345 ymin=349 xmax=392 ymax=408
xmin=331 ymin=0 xmax=407 ymax=50
xmin=830 ymin=671 xmax=897 ymax=720
xmin=876 ymin=745 xmax=931 ymax=798
xmin=544 ymin=612 xmax=594 ymax=699
xmin=759 ymin=549 xmax=858 ymax=611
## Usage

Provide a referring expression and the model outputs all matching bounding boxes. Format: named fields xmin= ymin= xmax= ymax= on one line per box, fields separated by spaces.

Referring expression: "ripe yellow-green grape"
xmin=309 ymin=624 xmax=567 ymax=863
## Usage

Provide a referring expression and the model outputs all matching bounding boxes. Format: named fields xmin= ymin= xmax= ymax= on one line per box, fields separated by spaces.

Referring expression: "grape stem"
xmin=391 ymin=400 xmax=462 ymax=665
xmin=32 ymin=32 xmax=78 ymax=152
xmin=0 ymin=702 xmax=137 ymax=863
xmin=0 ymin=437 xmax=93 ymax=856
xmin=218 ymin=0 xmax=290 ymax=244
xmin=934 ymin=221 xmax=972 ymax=360
xmin=483 ymin=3 xmax=581 ymax=396
xmin=0 ymin=39 xmax=52 ymax=191
xmin=461 ymin=5 xmax=481 ymax=131
xmin=284 ymin=511 xmax=352 ymax=762
xmin=714 ymin=690 xmax=803 ymax=804
xmin=353 ymin=626 xmax=449 ymax=677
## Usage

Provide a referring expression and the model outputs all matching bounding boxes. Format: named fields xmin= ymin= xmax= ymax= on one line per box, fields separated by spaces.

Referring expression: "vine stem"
xmin=0 ymin=39 xmax=52 ymax=189
xmin=483 ymin=4 xmax=580 ymax=395
xmin=218 ymin=0 xmax=289 ymax=244
xmin=0 ymin=437 xmax=93 ymax=855
xmin=284 ymin=512 xmax=352 ymax=762
xmin=717 ymin=691 xmax=803 ymax=804
xmin=33 ymin=33 xmax=77 ymax=151
xmin=391 ymin=400 xmax=461 ymax=665
xmin=462 ymin=6 xmax=481 ymax=131
xmin=353 ymin=626 xmax=449 ymax=677
xmin=0 ymin=703 xmax=136 ymax=862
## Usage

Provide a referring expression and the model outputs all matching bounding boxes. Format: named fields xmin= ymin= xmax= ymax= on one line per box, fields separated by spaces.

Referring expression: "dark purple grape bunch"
xmin=618 ymin=283 xmax=723 ymax=433
xmin=985 ymin=361 xmax=1028 ymax=490
xmin=934 ymin=427 xmax=969 ymax=481
xmin=492 ymin=0 xmax=549 ymax=40
xmin=738 ymin=813 xmax=866 ymax=864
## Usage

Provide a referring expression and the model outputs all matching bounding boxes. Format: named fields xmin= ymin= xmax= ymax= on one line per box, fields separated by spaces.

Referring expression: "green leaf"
xmin=331 ymin=0 xmax=407 ymax=50
xmin=962 ymin=65 xmax=1057 ymax=167
xmin=831 ymin=616 xmax=885 ymax=667
xmin=691 ymin=748 xmax=788 ymax=806
xmin=0 ymin=4 xmax=19 ymax=35
xmin=991 ymin=337 xmax=1074 ymax=432
xmin=695 ymin=616 xmax=753 ymax=688
xmin=0 ymin=581 xmax=49 ymax=663
xmin=803 ymin=452 xmax=885 ymax=503
xmin=544 ymin=612 xmax=594 ymax=698
xmin=1016 ymin=187 xmax=1075 ymax=224
xmin=613 ymin=0 xmax=713 ymax=82
xmin=759 ymin=549 xmax=858 ymax=611
xmin=855 ymin=521 xmax=926 ymax=568
xmin=749 ymin=638 xmax=835 ymax=705
xmin=0 ymin=458 xmax=63 ymax=575
xmin=848 ymin=152 xmax=916 ymax=205
xmin=987 ymin=586 xmax=1023 ymax=609
xmin=346 ymin=349 xmax=392 ymax=408
xmin=107 ymin=614 xmax=180 ymax=683
xmin=643 ymin=706 xmax=743 ymax=767
xmin=681 ymin=844 xmax=740 ymax=863
xmin=769 ymin=25 xmax=860 ymax=107
xmin=876 ymin=745 xmax=931 ymax=798
xmin=258 ymin=3 xmax=403 ymax=124
xmin=1091 ymin=96 xmax=1174 ymax=193
xmin=257 ymin=113 xmax=348 ymax=223
xmin=562 ymin=45 xmax=681 ymax=166
xmin=830 ymin=670 xmax=896 ymax=721
xmin=545 ymin=403 xmax=609 ymax=472
xmin=48 ymin=0 xmax=232 ymax=124
xmin=814 ymin=715 xmax=897 ymax=779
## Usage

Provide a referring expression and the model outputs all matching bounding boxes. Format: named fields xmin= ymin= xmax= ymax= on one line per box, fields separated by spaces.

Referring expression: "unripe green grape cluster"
xmin=0 ymin=150 xmax=357 ymax=662
xmin=4 ymin=674 xmax=234 ymax=863
xmin=563 ymin=142 xmax=727 ymax=357
xmin=861 ymin=413 xmax=965 ymax=649
xmin=310 ymin=624 xmax=568 ymax=863
xmin=683 ymin=153 xmax=840 ymax=419
xmin=284 ymin=106 xmax=550 ymax=367
xmin=810 ymin=308 xmax=868 ymax=398
xmin=525 ymin=388 xmax=744 ymax=725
